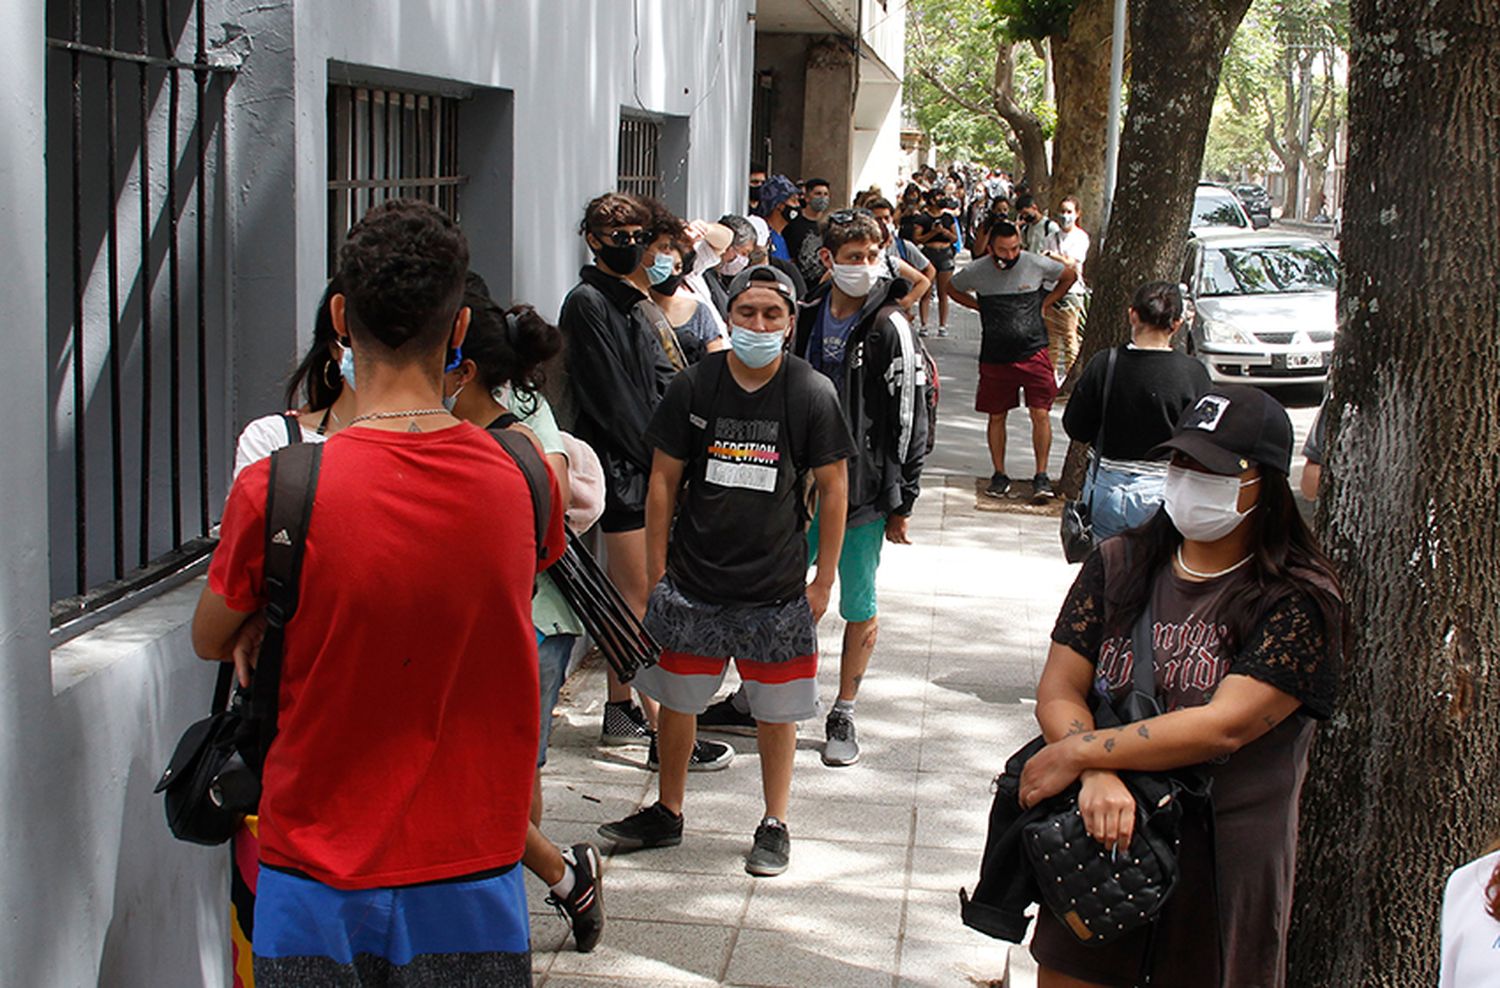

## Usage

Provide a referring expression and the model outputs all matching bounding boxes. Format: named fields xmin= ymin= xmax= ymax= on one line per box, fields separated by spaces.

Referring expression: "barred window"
xmin=617 ymin=115 xmax=663 ymax=200
xmin=327 ymin=84 xmax=464 ymax=272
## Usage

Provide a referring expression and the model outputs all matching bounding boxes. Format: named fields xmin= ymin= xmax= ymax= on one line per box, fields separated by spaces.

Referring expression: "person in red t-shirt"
xmin=192 ymin=199 xmax=563 ymax=988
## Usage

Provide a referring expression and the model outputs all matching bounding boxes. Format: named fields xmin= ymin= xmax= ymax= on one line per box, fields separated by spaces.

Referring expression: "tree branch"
xmin=917 ymin=66 xmax=1005 ymax=125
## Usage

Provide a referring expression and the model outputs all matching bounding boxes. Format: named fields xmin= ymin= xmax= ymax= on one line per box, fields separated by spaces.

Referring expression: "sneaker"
xmin=918 ymin=324 xmax=930 ymax=337
xmin=698 ymin=694 xmax=759 ymax=736
xmin=822 ymin=708 xmax=860 ymax=767
xmin=600 ymin=700 xmax=651 ymax=746
xmin=984 ymin=472 xmax=1011 ymax=499
xmin=745 ymin=817 xmax=791 ymax=876
xmin=545 ymin=843 xmax=605 ymax=953
xmin=647 ymin=735 xmax=736 ymax=772
xmin=597 ymin=801 xmax=684 ymax=851
xmin=1031 ymin=473 xmax=1056 ymax=503
xmin=937 ymin=325 xmax=950 ymax=338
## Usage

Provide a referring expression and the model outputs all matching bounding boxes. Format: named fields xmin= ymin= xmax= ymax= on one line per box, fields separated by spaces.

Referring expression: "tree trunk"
xmin=1287 ymin=3 xmax=1500 ymax=985
xmin=1049 ymin=0 xmax=1115 ymax=223
xmin=1058 ymin=0 xmax=1253 ymax=497
xmin=993 ymin=40 xmax=1052 ymax=203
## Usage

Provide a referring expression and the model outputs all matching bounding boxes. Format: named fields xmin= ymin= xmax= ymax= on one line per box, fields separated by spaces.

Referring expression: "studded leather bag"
xmin=1019 ymin=603 xmax=1205 ymax=946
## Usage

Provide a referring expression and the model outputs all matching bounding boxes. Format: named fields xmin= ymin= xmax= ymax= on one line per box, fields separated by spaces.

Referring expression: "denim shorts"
xmin=537 ymin=634 xmax=578 ymax=767
xmin=1081 ymin=461 xmax=1166 ymax=541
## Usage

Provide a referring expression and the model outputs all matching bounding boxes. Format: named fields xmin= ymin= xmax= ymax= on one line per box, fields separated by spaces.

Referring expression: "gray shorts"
xmin=633 ymin=578 xmax=819 ymax=724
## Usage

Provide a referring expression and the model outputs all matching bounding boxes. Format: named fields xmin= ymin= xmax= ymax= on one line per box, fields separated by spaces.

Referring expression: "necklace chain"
xmin=1175 ymin=545 xmax=1253 ymax=580
xmin=348 ymin=407 xmax=449 ymax=426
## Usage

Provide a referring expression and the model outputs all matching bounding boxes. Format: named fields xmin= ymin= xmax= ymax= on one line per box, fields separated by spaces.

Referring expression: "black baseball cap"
xmin=1150 ymin=385 xmax=1294 ymax=475
xmin=726 ymin=264 xmax=799 ymax=313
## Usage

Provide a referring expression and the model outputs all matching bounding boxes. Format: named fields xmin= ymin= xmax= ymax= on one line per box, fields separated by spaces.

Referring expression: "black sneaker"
xmin=545 ymin=843 xmax=605 ymax=953
xmin=647 ymin=735 xmax=736 ymax=772
xmin=745 ymin=817 xmax=791 ymax=876
xmin=1031 ymin=473 xmax=1056 ymax=503
xmin=984 ymin=472 xmax=1011 ymax=499
xmin=698 ymin=694 xmax=758 ymax=736
xmin=600 ymin=700 xmax=651 ymax=746
xmin=597 ymin=801 xmax=684 ymax=851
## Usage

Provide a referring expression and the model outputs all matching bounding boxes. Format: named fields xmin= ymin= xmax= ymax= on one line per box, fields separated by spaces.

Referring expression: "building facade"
xmin=1 ymin=1 xmax=755 ymax=983
xmin=751 ymin=0 xmax=906 ymax=204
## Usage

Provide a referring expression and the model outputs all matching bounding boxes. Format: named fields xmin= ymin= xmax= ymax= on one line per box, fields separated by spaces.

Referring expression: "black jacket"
xmin=793 ymin=278 xmax=926 ymax=527
xmin=959 ymin=737 xmax=1049 ymax=942
xmin=559 ymin=266 xmax=673 ymax=517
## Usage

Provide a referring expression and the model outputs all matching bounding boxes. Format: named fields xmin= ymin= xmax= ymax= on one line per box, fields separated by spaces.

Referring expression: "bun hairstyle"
xmin=1131 ymin=281 xmax=1184 ymax=329
xmin=284 ymin=275 xmax=346 ymax=411
xmin=460 ymin=273 xmax=563 ymax=395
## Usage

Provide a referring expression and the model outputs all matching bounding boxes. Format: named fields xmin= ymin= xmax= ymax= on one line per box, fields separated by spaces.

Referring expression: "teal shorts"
xmin=806 ymin=514 xmax=885 ymax=623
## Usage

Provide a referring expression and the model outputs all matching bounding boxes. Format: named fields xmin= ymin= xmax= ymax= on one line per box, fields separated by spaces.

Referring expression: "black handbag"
xmin=1020 ymin=604 xmax=1203 ymax=946
xmin=154 ymin=441 xmax=323 ymax=845
xmin=1060 ymin=346 xmax=1118 ymax=563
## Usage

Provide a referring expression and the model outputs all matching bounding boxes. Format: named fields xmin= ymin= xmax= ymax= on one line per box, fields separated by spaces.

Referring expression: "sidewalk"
xmin=526 ymin=303 xmax=1078 ymax=987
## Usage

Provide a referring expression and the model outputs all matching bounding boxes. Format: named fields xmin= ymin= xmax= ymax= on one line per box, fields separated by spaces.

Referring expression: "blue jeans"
xmin=1081 ymin=463 xmax=1165 ymax=541
xmin=537 ymin=634 xmax=578 ymax=767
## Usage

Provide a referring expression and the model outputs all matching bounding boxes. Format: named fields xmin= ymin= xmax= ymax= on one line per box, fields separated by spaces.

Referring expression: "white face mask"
xmin=832 ymin=261 xmax=880 ymax=298
xmin=1162 ymin=464 xmax=1259 ymax=542
xmin=720 ymin=253 xmax=750 ymax=277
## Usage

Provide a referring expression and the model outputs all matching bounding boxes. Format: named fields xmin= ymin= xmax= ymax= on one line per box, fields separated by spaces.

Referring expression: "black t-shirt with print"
xmin=646 ymin=352 xmax=856 ymax=606
xmin=1050 ymin=545 xmax=1338 ymax=718
xmin=912 ymin=211 xmax=958 ymax=256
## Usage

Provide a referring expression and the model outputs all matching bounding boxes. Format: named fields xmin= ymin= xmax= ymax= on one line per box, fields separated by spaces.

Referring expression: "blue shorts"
xmin=253 ymin=864 xmax=531 ymax=987
xmin=1081 ymin=462 xmax=1166 ymax=542
xmin=537 ymin=634 xmax=578 ymax=767
xmin=807 ymin=514 xmax=885 ymax=623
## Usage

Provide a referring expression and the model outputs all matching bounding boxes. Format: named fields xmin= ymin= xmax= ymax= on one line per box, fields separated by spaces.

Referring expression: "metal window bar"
xmin=327 ymin=84 xmax=465 ymax=273
xmin=617 ymin=116 xmax=663 ymax=200
xmin=46 ymin=0 xmax=236 ymax=633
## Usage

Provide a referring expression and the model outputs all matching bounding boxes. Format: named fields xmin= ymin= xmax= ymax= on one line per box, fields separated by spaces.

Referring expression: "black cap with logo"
xmin=726 ymin=264 xmax=799 ymax=313
xmin=1150 ymin=385 xmax=1294 ymax=475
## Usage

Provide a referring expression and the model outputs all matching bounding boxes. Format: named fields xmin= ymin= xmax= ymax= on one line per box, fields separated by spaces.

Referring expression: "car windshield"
xmin=1192 ymin=193 xmax=1248 ymax=228
xmin=1198 ymin=244 xmax=1339 ymax=296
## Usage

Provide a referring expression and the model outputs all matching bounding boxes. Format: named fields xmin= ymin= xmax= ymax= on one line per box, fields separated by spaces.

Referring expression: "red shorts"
xmin=976 ymin=350 xmax=1058 ymax=413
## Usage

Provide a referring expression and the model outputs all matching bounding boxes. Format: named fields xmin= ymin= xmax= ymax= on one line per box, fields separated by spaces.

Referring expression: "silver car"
xmin=1180 ymin=230 xmax=1339 ymax=386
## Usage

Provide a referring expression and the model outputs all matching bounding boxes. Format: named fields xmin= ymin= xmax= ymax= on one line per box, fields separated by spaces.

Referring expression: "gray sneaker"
xmin=822 ymin=708 xmax=860 ymax=766
xmin=745 ymin=817 xmax=791 ymax=876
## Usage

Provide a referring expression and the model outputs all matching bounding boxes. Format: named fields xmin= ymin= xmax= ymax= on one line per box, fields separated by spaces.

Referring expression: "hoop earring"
xmin=323 ymin=358 xmax=339 ymax=390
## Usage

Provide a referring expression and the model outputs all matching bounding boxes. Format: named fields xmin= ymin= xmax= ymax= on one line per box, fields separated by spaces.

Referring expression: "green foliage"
xmin=991 ymin=0 xmax=1082 ymax=42
xmin=906 ymin=0 xmax=1056 ymax=164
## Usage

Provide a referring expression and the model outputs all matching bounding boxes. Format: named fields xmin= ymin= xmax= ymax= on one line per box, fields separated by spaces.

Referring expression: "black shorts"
xmin=922 ymin=247 xmax=956 ymax=273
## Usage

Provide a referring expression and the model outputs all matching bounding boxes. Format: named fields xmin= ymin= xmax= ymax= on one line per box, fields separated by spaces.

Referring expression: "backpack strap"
xmin=251 ymin=441 xmax=323 ymax=773
xmin=487 ymin=427 xmax=553 ymax=563
xmin=281 ymin=412 xmax=302 ymax=445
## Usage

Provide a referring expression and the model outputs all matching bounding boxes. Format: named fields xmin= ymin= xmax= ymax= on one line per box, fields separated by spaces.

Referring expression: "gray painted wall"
xmin=2 ymin=2 xmax=753 ymax=984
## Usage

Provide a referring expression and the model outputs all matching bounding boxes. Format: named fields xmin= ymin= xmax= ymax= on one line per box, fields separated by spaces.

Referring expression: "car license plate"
xmin=1287 ymin=352 xmax=1323 ymax=369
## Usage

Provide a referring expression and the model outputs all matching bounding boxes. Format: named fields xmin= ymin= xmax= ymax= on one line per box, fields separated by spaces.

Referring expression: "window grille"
xmin=327 ymin=84 xmax=464 ymax=272
xmin=617 ymin=116 xmax=663 ymax=200
xmin=46 ymin=0 xmax=236 ymax=630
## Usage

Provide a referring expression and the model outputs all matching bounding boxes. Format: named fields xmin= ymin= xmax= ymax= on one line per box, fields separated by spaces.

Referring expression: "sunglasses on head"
xmin=596 ymin=229 xmax=652 ymax=247
xmin=828 ymin=208 xmax=873 ymax=225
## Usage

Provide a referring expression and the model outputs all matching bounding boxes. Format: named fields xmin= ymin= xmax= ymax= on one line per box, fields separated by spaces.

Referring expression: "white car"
xmin=1181 ymin=230 xmax=1339 ymax=386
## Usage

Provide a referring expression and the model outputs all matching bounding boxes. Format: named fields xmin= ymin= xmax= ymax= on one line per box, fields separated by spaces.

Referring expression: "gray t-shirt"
xmin=951 ymin=251 xmax=1067 ymax=364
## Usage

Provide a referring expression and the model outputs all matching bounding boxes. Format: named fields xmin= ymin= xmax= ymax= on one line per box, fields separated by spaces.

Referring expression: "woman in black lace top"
xmin=1020 ymin=385 xmax=1345 ymax=988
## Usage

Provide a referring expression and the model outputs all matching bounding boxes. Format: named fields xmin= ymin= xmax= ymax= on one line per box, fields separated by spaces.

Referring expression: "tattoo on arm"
xmin=1103 ymin=738 xmax=1116 ymax=753
xmin=1066 ymin=719 xmax=1087 ymax=737
xmin=1262 ymin=714 xmax=1278 ymax=728
xmin=1137 ymin=725 xmax=1151 ymax=739
xmin=1081 ymin=734 xmax=1096 ymax=744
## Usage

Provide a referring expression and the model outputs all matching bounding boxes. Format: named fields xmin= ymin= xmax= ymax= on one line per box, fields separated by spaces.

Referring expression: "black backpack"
xmin=156 ymin=419 xmax=551 ymax=845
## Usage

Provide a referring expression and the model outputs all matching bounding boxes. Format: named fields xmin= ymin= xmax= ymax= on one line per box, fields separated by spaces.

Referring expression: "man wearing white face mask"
xmin=598 ymin=266 xmax=855 ymax=877
xmin=1042 ymin=195 xmax=1091 ymax=381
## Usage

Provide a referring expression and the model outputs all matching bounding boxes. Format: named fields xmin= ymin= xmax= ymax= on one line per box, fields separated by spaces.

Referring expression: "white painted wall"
xmin=1 ymin=2 xmax=753 ymax=984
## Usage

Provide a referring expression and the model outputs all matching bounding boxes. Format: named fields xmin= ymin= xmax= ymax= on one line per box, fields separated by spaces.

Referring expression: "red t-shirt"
xmin=209 ymin=422 xmax=565 ymax=889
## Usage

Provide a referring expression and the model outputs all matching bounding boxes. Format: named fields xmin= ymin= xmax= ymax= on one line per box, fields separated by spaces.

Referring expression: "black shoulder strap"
xmin=1086 ymin=347 xmax=1120 ymax=497
xmin=688 ymin=354 xmax=729 ymax=468
xmin=251 ymin=441 xmax=323 ymax=771
xmin=282 ymin=412 xmax=302 ymax=445
xmin=487 ymin=427 xmax=553 ymax=562
xmin=1131 ymin=597 xmax=1156 ymax=697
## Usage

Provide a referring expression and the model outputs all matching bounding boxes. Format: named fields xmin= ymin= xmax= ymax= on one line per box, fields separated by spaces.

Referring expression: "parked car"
xmin=1180 ymin=229 xmax=1340 ymax=386
xmin=1192 ymin=183 xmax=1254 ymax=230
xmin=1230 ymin=183 xmax=1274 ymax=228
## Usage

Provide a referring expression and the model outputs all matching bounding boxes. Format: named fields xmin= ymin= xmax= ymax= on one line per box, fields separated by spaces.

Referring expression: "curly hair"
xmin=639 ymin=196 xmax=688 ymax=248
xmin=461 ymin=273 xmax=563 ymax=395
xmin=819 ymin=208 xmax=883 ymax=255
xmin=337 ymin=199 xmax=469 ymax=354
xmin=578 ymin=192 xmax=649 ymax=236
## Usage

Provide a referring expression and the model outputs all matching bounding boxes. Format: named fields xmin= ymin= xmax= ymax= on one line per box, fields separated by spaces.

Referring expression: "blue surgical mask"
xmin=442 ymin=384 xmax=464 ymax=413
xmin=338 ymin=343 xmax=356 ymax=390
xmin=646 ymin=252 xmax=676 ymax=287
xmin=729 ymin=325 xmax=785 ymax=369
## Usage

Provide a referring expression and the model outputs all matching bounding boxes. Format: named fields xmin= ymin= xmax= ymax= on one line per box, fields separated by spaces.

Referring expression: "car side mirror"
xmin=1252 ymin=215 xmax=1271 ymax=230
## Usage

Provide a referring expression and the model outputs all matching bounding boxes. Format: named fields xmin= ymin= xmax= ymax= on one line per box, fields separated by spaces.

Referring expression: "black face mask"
xmin=596 ymin=241 xmax=645 ymax=277
xmin=749 ymin=184 xmax=762 ymax=204
xmin=654 ymin=273 xmax=685 ymax=296
xmin=782 ymin=205 xmax=801 ymax=223
xmin=995 ymin=254 xmax=1021 ymax=269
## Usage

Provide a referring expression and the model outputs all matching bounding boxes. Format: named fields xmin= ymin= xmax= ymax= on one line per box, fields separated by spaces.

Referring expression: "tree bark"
xmin=1058 ymin=0 xmax=1253 ymax=497
xmin=1048 ymin=0 xmax=1115 ymax=223
xmin=993 ymin=39 xmax=1052 ymax=202
xmin=1287 ymin=3 xmax=1500 ymax=984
